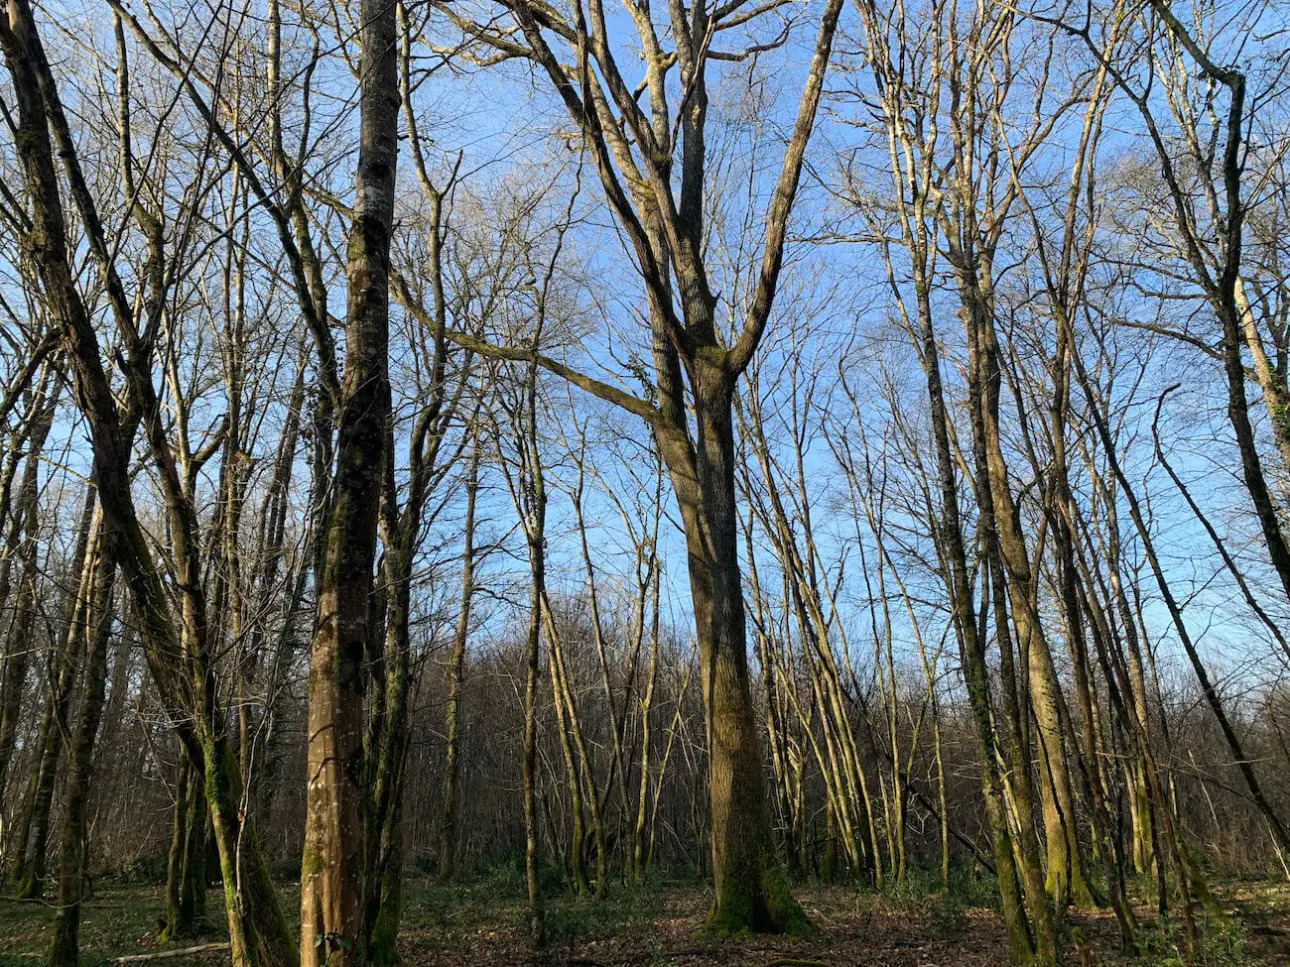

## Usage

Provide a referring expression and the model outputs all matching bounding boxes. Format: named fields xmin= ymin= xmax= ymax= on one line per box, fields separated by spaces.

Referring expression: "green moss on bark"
xmin=704 ymin=854 xmax=815 ymax=938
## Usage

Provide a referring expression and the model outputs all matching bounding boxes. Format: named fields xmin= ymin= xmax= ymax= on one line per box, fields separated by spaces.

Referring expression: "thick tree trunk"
xmin=667 ymin=367 xmax=808 ymax=936
xmin=299 ymin=0 xmax=397 ymax=960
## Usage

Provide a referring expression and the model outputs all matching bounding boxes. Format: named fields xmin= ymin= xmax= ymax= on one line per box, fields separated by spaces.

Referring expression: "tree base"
xmin=704 ymin=863 xmax=815 ymax=938
xmin=11 ymin=861 xmax=41 ymax=900
xmin=366 ymin=902 xmax=399 ymax=967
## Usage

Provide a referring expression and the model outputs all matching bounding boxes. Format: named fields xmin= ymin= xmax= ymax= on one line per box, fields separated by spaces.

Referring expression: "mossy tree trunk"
xmin=179 ymin=764 xmax=209 ymax=931
xmin=162 ymin=748 xmax=210 ymax=942
xmin=299 ymin=0 xmax=397 ymax=960
xmin=665 ymin=366 xmax=811 ymax=936
xmin=198 ymin=733 xmax=296 ymax=967
xmin=163 ymin=751 xmax=193 ymax=940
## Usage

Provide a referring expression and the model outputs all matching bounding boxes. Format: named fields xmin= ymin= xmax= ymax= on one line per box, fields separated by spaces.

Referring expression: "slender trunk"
xmin=439 ymin=438 xmax=480 ymax=881
xmin=523 ymin=530 xmax=546 ymax=946
xmin=180 ymin=760 xmax=209 ymax=931
xmin=933 ymin=700 xmax=950 ymax=891
xmin=1073 ymin=325 xmax=1290 ymax=858
xmin=0 ymin=7 xmax=295 ymax=961
xmin=163 ymin=747 xmax=209 ymax=941
xmin=0 ymin=385 xmax=55 ymax=799
xmin=912 ymin=266 xmax=1038 ymax=963
xmin=163 ymin=752 xmax=193 ymax=940
xmin=11 ymin=511 xmax=98 ymax=899
xmin=632 ymin=565 xmax=661 ymax=880
xmin=1074 ymin=355 xmax=1204 ymax=953
xmin=969 ymin=281 xmax=1087 ymax=913
xmin=543 ymin=601 xmax=607 ymax=897
xmin=546 ymin=620 xmax=589 ymax=897
xmin=47 ymin=534 xmax=116 ymax=967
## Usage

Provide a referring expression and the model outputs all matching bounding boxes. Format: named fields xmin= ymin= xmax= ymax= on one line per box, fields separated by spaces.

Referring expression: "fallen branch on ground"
xmin=111 ymin=943 xmax=230 ymax=963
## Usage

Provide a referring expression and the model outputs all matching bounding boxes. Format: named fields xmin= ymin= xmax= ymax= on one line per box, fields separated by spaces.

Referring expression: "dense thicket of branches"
xmin=0 ymin=0 xmax=1287 ymax=963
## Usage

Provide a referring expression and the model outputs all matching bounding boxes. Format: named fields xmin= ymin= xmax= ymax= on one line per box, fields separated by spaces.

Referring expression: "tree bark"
xmin=668 ymin=365 xmax=810 ymax=935
xmin=299 ymin=0 xmax=397 ymax=958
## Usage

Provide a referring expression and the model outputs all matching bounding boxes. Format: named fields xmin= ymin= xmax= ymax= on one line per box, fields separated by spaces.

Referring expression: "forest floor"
xmin=1 ymin=872 xmax=1287 ymax=967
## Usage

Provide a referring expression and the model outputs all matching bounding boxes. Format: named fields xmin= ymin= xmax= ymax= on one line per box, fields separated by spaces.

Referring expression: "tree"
xmin=299 ymin=0 xmax=399 ymax=961
xmin=444 ymin=0 xmax=844 ymax=930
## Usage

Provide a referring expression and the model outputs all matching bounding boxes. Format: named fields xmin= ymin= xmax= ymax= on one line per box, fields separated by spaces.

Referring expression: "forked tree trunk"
xmin=162 ymin=748 xmax=209 ymax=941
xmin=163 ymin=752 xmax=193 ymax=940
xmin=542 ymin=602 xmax=606 ymax=897
xmin=445 ymin=0 xmax=840 ymax=930
xmin=197 ymin=731 xmax=296 ymax=967
xmin=908 ymin=264 xmax=1040 ymax=963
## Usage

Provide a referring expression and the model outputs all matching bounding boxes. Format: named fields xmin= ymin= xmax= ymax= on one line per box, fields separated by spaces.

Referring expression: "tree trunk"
xmin=0 ymin=384 xmax=55 ymax=801
xmin=299 ymin=0 xmax=397 ymax=959
xmin=439 ymin=438 xmax=479 ymax=881
xmin=47 ymin=533 xmax=116 ymax=967
xmin=522 ymin=523 xmax=546 ymax=947
xmin=163 ymin=752 xmax=193 ymax=941
xmin=11 ymin=512 xmax=94 ymax=900
xmin=667 ymin=366 xmax=808 ymax=936
xmin=162 ymin=748 xmax=209 ymax=941
xmin=909 ymin=260 xmax=1041 ymax=963
xmin=0 ymin=6 xmax=295 ymax=962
